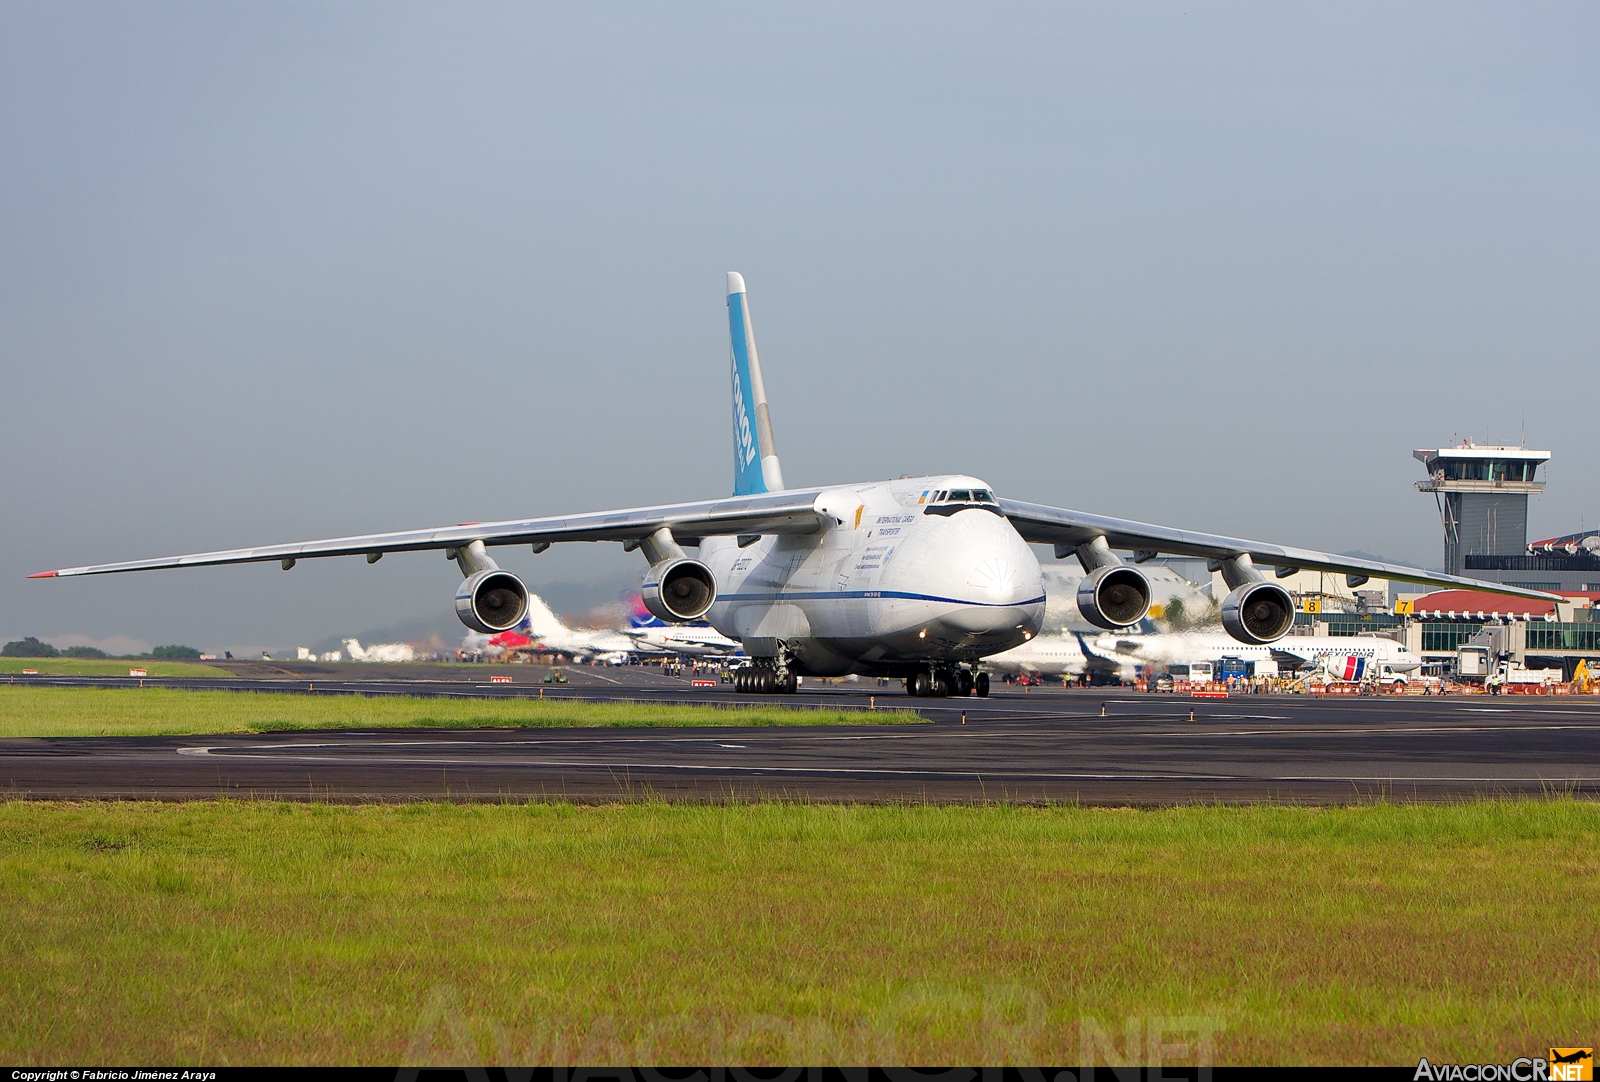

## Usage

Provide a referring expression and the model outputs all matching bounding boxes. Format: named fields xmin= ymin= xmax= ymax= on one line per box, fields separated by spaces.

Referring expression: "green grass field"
xmin=1 ymin=799 xmax=1596 ymax=1065
xmin=0 ymin=657 xmax=232 ymax=677
xmin=0 ymin=685 xmax=918 ymax=738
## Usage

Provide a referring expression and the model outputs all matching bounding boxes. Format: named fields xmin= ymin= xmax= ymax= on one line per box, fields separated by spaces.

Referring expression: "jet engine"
xmin=1221 ymin=581 xmax=1296 ymax=644
xmin=1075 ymin=566 xmax=1151 ymax=629
xmin=640 ymin=558 xmax=717 ymax=622
xmin=454 ymin=568 xmax=530 ymax=633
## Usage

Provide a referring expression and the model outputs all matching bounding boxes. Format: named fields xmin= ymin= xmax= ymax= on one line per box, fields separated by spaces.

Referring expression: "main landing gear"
xmin=732 ymin=658 xmax=798 ymax=695
xmin=905 ymin=666 xmax=989 ymax=698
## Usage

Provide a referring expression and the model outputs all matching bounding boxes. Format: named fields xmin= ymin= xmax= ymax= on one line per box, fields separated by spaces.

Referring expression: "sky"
xmin=2 ymin=2 xmax=1596 ymax=656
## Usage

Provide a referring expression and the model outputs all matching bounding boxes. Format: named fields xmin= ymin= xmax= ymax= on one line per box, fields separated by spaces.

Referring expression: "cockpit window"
xmin=923 ymin=487 xmax=1002 ymax=516
xmin=931 ymin=488 xmax=995 ymax=504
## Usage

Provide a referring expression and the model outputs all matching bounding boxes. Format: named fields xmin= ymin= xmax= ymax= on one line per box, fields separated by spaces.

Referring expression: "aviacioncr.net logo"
xmin=1414 ymin=1049 xmax=1593 ymax=1081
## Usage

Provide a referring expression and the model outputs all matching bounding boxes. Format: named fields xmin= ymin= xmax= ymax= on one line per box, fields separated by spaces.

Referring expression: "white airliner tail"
xmin=727 ymin=272 xmax=784 ymax=495
xmin=521 ymin=593 xmax=569 ymax=640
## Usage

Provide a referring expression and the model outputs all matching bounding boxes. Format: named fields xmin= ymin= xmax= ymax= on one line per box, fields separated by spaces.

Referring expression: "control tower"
xmin=1414 ymin=442 xmax=1549 ymax=578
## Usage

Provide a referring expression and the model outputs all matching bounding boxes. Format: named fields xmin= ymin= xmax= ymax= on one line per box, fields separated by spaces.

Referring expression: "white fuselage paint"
xmin=627 ymin=624 xmax=743 ymax=658
xmin=985 ymin=633 xmax=1091 ymax=677
xmin=697 ymin=475 xmax=1046 ymax=677
xmin=1086 ymin=631 xmax=1422 ymax=680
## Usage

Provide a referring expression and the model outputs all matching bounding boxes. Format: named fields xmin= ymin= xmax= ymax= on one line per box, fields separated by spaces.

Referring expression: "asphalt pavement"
xmin=4 ymin=669 xmax=1599 ymax=804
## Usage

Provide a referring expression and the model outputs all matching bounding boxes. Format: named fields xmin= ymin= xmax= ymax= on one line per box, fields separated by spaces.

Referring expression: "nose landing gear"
xmin=905 ymin=666 xmax=990 ymax=697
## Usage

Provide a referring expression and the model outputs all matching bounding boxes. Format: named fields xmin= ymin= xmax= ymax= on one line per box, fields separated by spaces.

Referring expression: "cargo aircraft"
xmin=31 ymin=273 xmax=1557 ymax=697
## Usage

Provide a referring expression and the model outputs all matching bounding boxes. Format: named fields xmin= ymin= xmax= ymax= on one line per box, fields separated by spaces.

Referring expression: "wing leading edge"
xmin=998 ymin=497 xmax=1564 ymax=603
xmin=30 ymin=490 xmax=829 ymax=579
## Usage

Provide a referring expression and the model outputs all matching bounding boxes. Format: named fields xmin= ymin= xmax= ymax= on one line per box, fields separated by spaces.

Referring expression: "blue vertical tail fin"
xmin=727 ymin=272 xmax=784 ymax=495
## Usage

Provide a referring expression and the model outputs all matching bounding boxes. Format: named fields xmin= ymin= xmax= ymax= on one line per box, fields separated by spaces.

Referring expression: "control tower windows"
xmin=1438 ymin=458 xmax=1541 ymax=483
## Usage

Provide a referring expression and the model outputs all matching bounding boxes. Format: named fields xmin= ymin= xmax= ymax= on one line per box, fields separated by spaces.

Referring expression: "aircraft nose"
xmin=968 ymin=556 xmax=1023 ymax=604
xmin=938 ymin=527 xmax=1044 ymax=638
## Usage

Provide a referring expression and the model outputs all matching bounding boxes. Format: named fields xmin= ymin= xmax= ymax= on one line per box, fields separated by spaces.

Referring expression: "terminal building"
xmin=1135 ymin=437 xmax=1598 ymax=681
xmin=1403 ymin=441 xmax=1599 ymax=678
xmin=1271 ymin=439 xmax=1598 ymax=679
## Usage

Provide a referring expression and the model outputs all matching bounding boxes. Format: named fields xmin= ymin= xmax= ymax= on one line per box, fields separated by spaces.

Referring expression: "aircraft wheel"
xmin=975 ymin=672 xmax=990 ymax=697
xmin=904 ymin=676 xmax=919 ymax=696
xmin=932 ymin=674 xmax=950 ymax=698
xmin=912 ymin=671 xmax=932 ymax=697
xmin=782 ymin=672 xmax=798 ymax=693
xmin=758 ymin=669 xmax=775 ymax=694
xmin=956 ymin=670 xmax=974 ymax=696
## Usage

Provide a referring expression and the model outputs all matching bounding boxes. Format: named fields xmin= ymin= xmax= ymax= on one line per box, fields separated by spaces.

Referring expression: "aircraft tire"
xmin=912 ymin=672 xmax=932 ymax=697
xmin=932 ymin=675 xmax=950 ymax=698
xmin=975 ymin=673 xmax=990 ymax=697
xmin=956 ymin=671 xmax=974 ymax=696
xmin=904 ymin=677 xmax=918 ymax=697
xmin=758 ymin=669 xmax=775 ymax=694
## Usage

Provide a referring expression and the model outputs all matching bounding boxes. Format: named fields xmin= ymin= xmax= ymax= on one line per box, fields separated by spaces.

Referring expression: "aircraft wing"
xmin=998 ymin=498 xmax=1565 ymax=602
xmin=30 ymin=490 xmax=829 ymax=578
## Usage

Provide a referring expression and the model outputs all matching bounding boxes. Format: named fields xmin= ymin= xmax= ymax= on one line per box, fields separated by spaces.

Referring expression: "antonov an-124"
xmin=32 ymin=273 xmax=1557 ymax=697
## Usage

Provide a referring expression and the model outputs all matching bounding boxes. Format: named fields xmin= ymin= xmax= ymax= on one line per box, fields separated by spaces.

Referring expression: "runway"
xmin=5 ymin=672 xmax=1600 ymax=803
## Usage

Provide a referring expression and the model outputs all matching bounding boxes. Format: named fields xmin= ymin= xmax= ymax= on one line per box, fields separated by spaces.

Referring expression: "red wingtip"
xmin=27 ymin=571 xmax=58 ymax=579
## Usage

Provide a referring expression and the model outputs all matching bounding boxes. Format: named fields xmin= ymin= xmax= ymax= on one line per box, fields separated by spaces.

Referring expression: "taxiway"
xmin=3 ymin=672 xmax=1597 ymax=804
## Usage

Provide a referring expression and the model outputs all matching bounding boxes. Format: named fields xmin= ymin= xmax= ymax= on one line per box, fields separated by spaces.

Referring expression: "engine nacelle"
xmin=454 ymin=569 xmax=530 ymax=633
xmin=1075 ymin=566 xmax=1151 ymax=629
xmin=1221 ymin=581 xmax=1296 ymax=644
xmin=640 ymin=558 xmax=717 ymax=622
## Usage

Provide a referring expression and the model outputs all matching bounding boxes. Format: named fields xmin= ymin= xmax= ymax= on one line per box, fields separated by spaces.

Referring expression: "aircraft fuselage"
xmin=700 ymin=475 xmax=1046 ymax=677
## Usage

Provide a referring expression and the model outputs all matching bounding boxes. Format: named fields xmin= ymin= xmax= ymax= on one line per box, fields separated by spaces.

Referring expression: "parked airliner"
xmin=625 ymin=622 xmax=742 ymax=659
xmin=988 ymin=627 xmax=1421 ymax=686
xmin=1088 ymin=629 xmax=1421 ymax=681
xmin=1081 ymin=624 xmax=1420 ymax=685
xmin=32 ymin=273 xmax=1557 ymax=697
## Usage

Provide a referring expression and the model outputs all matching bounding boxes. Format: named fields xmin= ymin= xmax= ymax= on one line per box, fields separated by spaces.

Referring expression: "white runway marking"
xmin=168 ymin=719 xmax=1600 ymax=762
xmin=172 ymin=733 xmax=1600 ymax=787
xmin=169 ymin=745 xmax=1599 ymax=785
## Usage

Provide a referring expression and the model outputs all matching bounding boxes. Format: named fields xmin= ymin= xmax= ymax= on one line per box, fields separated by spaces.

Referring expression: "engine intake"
xmin=641 ymin=558 xmax=717 ymax=622
xmin=1221 ymin=581 xmax=1295 ymax=644
xmin=455 ymin=569 xmax=530 ymax=633
xmin=1076 ymin=566 xmax=1151 ymax=629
